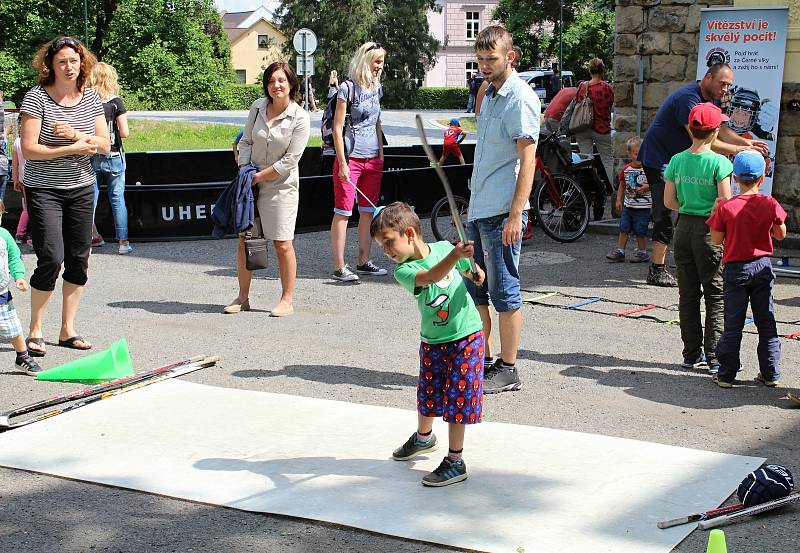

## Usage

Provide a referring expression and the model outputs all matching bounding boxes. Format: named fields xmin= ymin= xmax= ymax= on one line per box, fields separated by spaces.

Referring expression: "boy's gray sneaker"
xmin=332 ymin=264 xmax=359 ymax=282
xmin=484 ymin=360 xmax=521 ymax=394
xmin=682 ymin=352 xmax=707 ymax=369
xmin=421 ymin=457 xmax=467 ymax=487
xmin=630 ymin=249 xmax=650 ymax=263
xmin=606 ymin=249 xmax=625 ymax=262
xmin=355 ymin=260 xmax=387 ymax=276
xmin=16 ymin=357 xmax=43 ymax=376
xmin=393 ymin=432 xmax=438 ymax=460
xmin=647 ymin=265 xmax=678 ymax=287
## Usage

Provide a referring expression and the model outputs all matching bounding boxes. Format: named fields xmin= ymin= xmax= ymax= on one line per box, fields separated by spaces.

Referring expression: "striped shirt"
xmin=20 ymin=85 xmax=104 ymax=189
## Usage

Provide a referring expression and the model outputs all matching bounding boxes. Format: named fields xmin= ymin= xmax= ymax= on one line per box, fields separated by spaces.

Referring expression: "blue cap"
xmin=450 ymin=118 xmax=460 ymax=126
xmin=732 ymin=150 xmax=766 ymax=180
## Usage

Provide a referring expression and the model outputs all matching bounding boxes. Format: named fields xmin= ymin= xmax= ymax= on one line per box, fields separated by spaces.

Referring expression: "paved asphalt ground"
xmin=1 ymin=221 xmax=799 ymax=552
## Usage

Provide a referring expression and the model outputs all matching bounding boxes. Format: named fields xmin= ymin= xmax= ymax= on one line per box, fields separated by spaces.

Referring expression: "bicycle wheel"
xmin=533 ymin=173 xmax=589 ymax=243
xmin=430 ymin=195 xmax=469 ymax=243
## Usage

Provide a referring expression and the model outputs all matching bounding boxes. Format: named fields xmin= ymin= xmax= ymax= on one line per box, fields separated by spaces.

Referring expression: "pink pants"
xmin=332 ymin=157 xmax=383 ymax=216
xmin=15 ymin=188 xmax=29 ymax=238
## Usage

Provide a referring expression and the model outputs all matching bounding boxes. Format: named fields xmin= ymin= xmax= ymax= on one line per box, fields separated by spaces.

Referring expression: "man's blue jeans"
xmin=465 ymin=211 xmax=528 ymax=312
xmin=715 ymin=257 xmax=781 ymax=383
xmin=91 ymin=153 xmax=129 ymax=241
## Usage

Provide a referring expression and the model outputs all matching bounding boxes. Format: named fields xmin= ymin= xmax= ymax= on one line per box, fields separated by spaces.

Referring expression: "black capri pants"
xmin=644 ymin=165 xmax=674 ymax=246
xmin=26 ymin=184 xmax=93 ymax=291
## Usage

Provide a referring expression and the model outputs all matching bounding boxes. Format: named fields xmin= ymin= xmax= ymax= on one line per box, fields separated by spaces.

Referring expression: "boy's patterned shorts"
xmin=0 ymin=302 xmax=23 ymax=341
xmin=417 ymin=331 xmax=484 ymax=424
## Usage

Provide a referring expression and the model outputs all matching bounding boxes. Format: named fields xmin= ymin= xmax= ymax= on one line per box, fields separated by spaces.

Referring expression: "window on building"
xmin=465 ymin=62 xmax=478 ymax=85
xmin=236 ymin=70 xmax=246 ymax=84
xmin=257 ymin=35 xmax=269 ymax=49
xmin=465 ymin=12 xmax=480 ymax=40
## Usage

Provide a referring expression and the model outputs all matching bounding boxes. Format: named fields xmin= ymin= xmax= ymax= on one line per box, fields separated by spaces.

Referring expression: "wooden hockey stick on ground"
xmin=657 ymin=502 xmax=748 ymax=529
xmin=3 ymin=356 xmax=219 ymax=431
xmin=697 ymin=491 xmax=800 ymax=530
xmin=0 ymin=355 xmax=206 ymax=429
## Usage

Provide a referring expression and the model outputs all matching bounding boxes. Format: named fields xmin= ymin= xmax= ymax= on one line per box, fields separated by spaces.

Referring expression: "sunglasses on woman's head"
xmin=366 ymin=42 xmax=382 ymax=53
xmin=49 ymin=37 xmax=80 ymax=54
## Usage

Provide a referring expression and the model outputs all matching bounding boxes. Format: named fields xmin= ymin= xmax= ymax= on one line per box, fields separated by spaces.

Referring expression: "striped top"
xmin=20 ymin=85 xmax=104 ymax=189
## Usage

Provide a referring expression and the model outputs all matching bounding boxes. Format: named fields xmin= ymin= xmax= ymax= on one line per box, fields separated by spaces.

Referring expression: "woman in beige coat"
xmin=225 ymin=61 xmax=310 ymax=317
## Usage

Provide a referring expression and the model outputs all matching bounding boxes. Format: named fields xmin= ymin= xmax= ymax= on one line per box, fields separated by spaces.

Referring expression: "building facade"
xmin=425 ymin=0 xmax=499 ymax=87
xmin=222 ymin=6 xmax=287 ymax=84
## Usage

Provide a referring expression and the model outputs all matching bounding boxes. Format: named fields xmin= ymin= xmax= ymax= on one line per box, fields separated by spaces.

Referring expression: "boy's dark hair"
xmin=474 ymin=26 xmax=513 ymax=53
xmin=688 ymin=126 xmax=717 ymax=140
xmin=370 ymin=202 xmax=421 ymax=238
xmin=734 ymin=176 xmax=761 ymax=187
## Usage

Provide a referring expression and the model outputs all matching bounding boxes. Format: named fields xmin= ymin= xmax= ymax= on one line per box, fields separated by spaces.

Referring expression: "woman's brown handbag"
xmin=244 ymin=231 xmax=268 ymax=271
xmin=568 ymin=81 xmax=594 ymax=134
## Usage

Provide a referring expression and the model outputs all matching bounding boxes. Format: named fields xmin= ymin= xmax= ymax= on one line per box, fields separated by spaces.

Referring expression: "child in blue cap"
xmin=707 ymin=150 xmax=787 ymax=387
xmin=439 ymin=118 xmax=466 ymax=165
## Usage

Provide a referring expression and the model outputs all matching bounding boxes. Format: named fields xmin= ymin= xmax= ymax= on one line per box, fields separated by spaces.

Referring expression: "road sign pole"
xmin=302 ymin=34 xmax=309 ymax=111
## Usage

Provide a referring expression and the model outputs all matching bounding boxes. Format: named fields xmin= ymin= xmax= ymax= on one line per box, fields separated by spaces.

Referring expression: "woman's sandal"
xmin=25 ymin=337 xmax=46 ymax=357
xmin=58 ymin=336 xmax=92 ymax=350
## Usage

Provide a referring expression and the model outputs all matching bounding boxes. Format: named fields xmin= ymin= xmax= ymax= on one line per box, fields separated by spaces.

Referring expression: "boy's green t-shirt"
xmin=664 ymin=150 xmax=733 ymax=216
xmin=394 ymin=241 xmax=483 ymax=345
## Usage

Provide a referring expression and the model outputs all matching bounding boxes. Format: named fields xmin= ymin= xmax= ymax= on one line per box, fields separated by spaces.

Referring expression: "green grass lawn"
xmin=125 ymin=119 xmax=321 ymax=152
xmin=436 ymin=117 xmax=477 ymax=133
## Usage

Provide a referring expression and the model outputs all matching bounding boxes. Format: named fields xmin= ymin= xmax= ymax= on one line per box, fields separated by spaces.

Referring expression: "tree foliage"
xmin=0 ymin=0 xmax=235 ymax=108
xmin=275 ymin=0 xmax=438 ymax=107
xmin=492 ymin=0 xmax=613 ymax=77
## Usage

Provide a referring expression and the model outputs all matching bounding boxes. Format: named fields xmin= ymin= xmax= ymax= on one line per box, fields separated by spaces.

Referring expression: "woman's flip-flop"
xmin=58 ymin=336 xmax=92 ymax=350
xmin=25 ymin=337 xmax=46 ymax=357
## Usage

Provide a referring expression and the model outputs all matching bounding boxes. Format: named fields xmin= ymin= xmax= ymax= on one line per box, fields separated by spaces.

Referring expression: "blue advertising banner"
xmin=696 ymin=7 xmax=789 ymax=195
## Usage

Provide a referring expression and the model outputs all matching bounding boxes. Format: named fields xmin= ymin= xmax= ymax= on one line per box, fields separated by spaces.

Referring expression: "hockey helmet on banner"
xmin=737 ymin=464 xmax=794 ymax=507
xmin=726 ymin=87 xmax=761 ymax=134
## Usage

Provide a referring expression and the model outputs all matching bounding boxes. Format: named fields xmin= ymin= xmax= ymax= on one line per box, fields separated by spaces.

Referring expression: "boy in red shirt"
xmin=706 ymin=150 xmax=787 ymax=388
xmin=439 ymin=118 xmax=466 ymax=165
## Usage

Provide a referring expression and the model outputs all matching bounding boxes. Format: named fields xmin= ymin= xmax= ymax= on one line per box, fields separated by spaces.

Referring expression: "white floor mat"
xmin=0 ymin=381 xmax=763 ymax=552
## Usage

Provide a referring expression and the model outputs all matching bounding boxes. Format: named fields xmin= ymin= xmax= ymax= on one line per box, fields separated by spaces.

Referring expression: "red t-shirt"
xmin=575 ymin=81 xmax=614 ymax=135
xmin=443 ymin=125 xmax=463 ymax=146
xmin=706 ymin=194 xmax=786 ymax=263
xmin=543 ymin=87 xmax=577 ymax=121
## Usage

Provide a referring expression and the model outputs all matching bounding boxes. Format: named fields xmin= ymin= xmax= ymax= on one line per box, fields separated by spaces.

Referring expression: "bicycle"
xmin=430 ymin=132 xmax=590 ymax=243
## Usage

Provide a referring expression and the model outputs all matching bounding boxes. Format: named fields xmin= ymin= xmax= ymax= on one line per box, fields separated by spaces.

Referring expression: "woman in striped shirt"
xmin=19 ymin=36 xmax=110 ymax=356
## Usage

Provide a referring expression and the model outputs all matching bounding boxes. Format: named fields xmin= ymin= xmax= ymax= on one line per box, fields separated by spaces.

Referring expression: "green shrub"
xmin=408 ymin=87 xmax=469 ymax=110
xmin=119 ymin=90 xmax=150 ymax=111
xmin=224 ymin=83 xmax=263 ymax=110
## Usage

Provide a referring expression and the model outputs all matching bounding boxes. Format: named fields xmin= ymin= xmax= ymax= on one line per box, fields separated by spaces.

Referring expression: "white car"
xmin=518 ymin=68 xmax=575 ymax=106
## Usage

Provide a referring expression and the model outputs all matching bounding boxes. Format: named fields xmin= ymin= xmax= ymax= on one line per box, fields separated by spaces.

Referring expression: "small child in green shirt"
xmin=664 ymin=103 xmax=733 ymax=374
xmin=371 ymin=201 xmax=485 ymax=487
xmin=0 ymin=201 xmax=42 ymax=375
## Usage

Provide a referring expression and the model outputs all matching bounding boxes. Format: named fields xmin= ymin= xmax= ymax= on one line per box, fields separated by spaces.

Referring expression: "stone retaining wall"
xmin=613 ymin=0 xmax=800 ymax=230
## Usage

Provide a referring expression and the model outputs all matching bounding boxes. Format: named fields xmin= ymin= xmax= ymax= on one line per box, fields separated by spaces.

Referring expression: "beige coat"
xmin=238 ymin=98 xmax=310 ymax=240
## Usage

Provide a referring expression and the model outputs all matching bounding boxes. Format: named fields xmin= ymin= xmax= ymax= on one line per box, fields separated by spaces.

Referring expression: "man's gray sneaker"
xmin=484 ymin=360 xmax=521 ymax=394
xmin=356 ymin=260 xmax=387 ymax=276
xmin=332 ymin=264 xmax=359 ymax=282
xmin=646 ymin=265 xmax=678 ymax=287
xmin=393 ymin=432 xmax=438 ymax=460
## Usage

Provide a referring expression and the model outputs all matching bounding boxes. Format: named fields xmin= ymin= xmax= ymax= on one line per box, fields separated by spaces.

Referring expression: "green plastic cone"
xmin=706 ymin=529 xmax=727 ymax=553
xmin=36 ymin=338 xmax=134 ymax=382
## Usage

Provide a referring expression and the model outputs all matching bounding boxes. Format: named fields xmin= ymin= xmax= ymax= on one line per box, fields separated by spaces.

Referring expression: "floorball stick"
xmin=414 ymin=114 xmax=479 ymax=278
xmin=658 ymin=503 xmax=747 ymax=529
xmin=697 ymin=491 xmax=800 ymax=530
xmin=0 ymin=355 xmax=206 ymax=429
xmin=5 ymin=356 xmax=219 ymax=431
